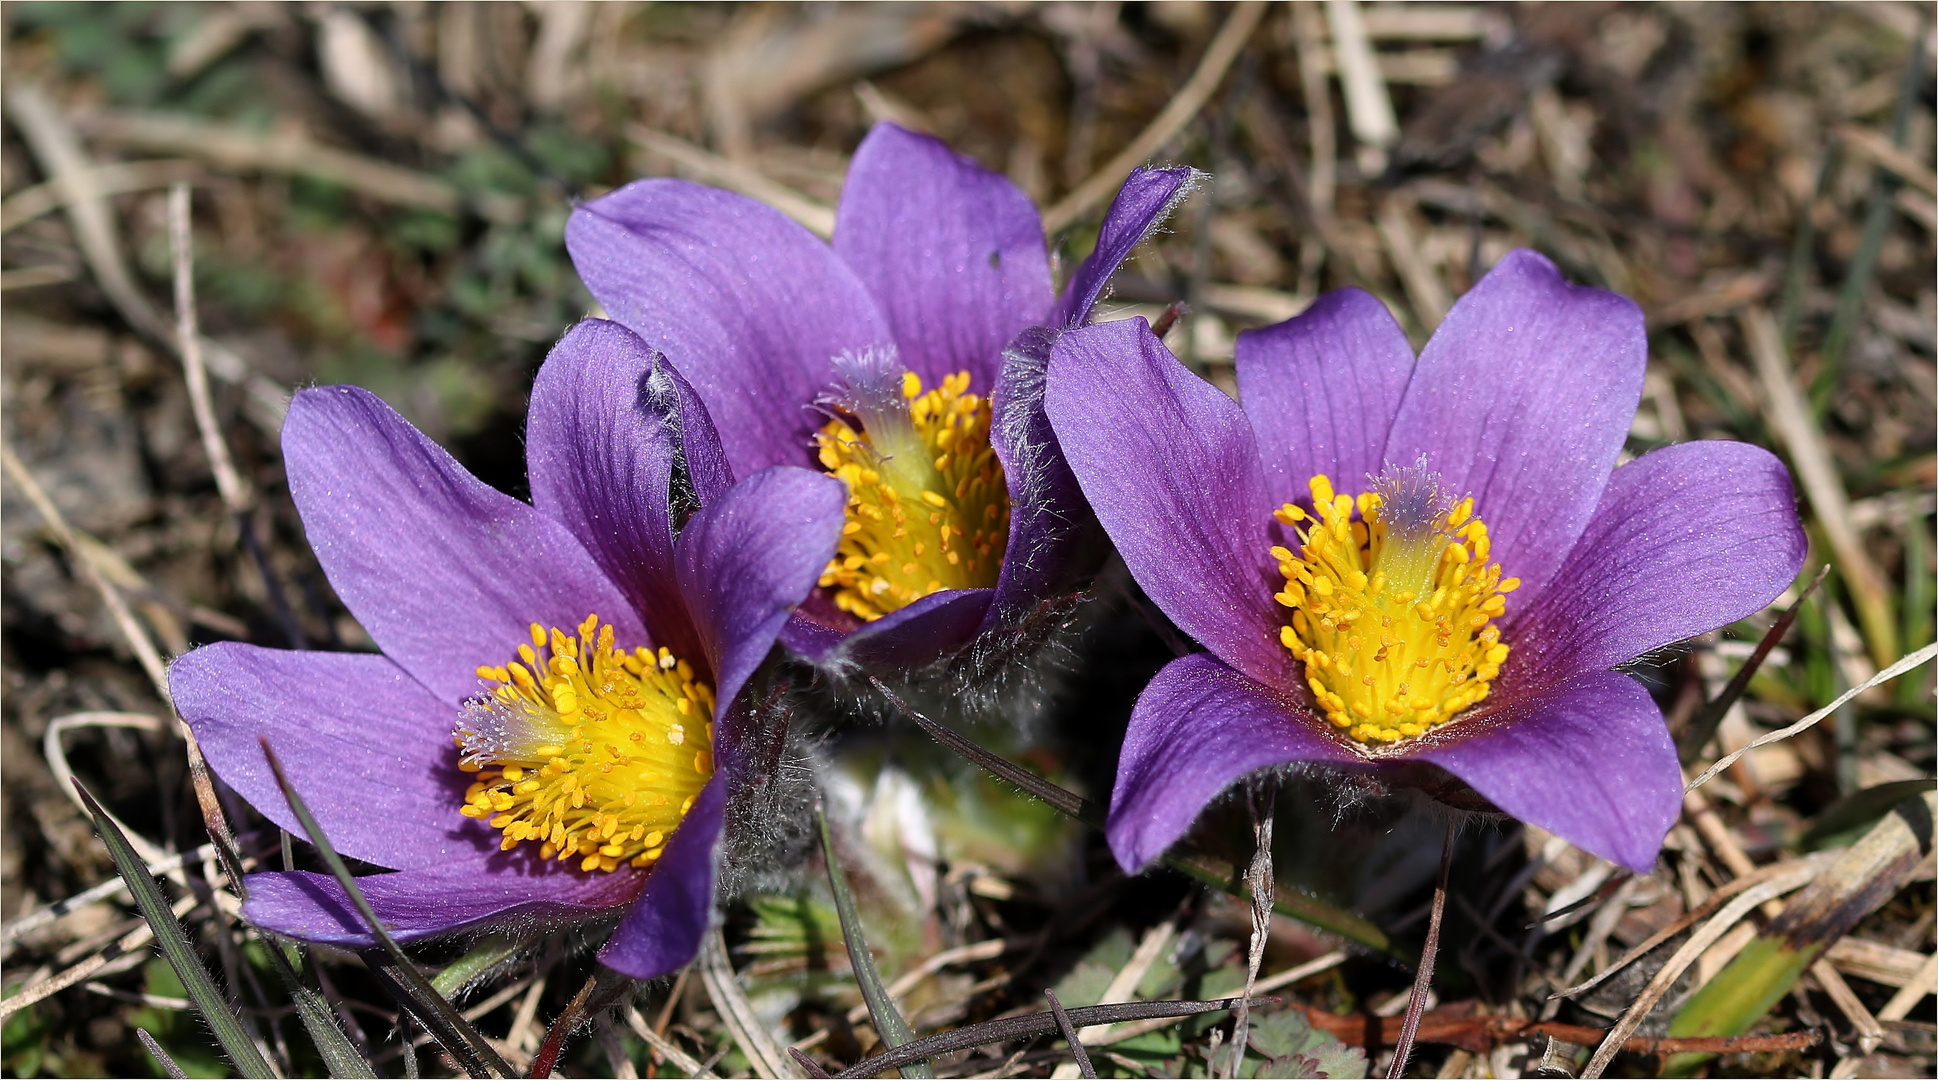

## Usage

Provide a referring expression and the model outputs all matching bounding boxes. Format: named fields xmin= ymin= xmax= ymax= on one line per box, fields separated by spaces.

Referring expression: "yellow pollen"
xmin=1271 ymin=472 xmax=1516 ymax=747
xmin=816 ymin=369 xmax=1009 ymax=621
xmin=453 ymin=615 xmax=713 ymax=871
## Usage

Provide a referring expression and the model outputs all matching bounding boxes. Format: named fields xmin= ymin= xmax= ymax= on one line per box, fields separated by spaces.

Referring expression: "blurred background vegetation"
xmin=1 ymin=3 xmax=1932 ymax=1077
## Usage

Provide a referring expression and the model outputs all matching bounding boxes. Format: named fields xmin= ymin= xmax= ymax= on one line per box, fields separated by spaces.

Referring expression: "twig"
xmin=1042 ymin=1 xmax=1267 ymax=233
xmin=1741 ymin=306 xmax=1899 ymax=666
xmin=1227 ymin=789 xmax=1275 ymax=1078
xmin=1045 ymin=990 xmax=1096 ymax=1079
xmin=1388 ymin=821 xmax=1453 ymax=1079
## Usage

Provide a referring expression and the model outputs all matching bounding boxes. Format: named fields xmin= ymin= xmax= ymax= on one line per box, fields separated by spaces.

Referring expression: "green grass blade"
xmin=259 ymin=737 xmax=514 ymax=1079
xmin=74 ymin=780 xmax=277 ymax=1079
xmin=817 ymin=803 xmax=933 ymax=1079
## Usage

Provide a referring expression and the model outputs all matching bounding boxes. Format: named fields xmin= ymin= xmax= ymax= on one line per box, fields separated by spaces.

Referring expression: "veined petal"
xmin=1503 ymin=440 xmax=1806 ymax=691
xmin=1053 ymin=167 xmax=1200 ymax=327
xmin=1236 ymin=289 xmax=1415 ymax=506
xmin=1108 ymin=654 xmax=1358 ymax=872
xmin=527 ymin=320 xmax=707 ymax=666
xmin=242 ymin=856 xmax=643 ymax=947
xmin=171 ymin=643 xmax=479 ymax=871
xmin=1415 ymin=672 xmax=1680 ymax=872
xmin=674 ymin=466 xmax=847 ymax=716
xmin=834 ymin=123 xmax=1052 ymax=391
xmin=567 ymin=181 xmax=891 ymax=476
xmin=1046 ymin=318 xmax=1292 ymax=689
xmin=284 ymin=386 xmax=644 ymax=705
xmin=1384 ymin=250 xmax=1645 ymax=605
xmin=597 ymin=776 xmax=725 ymax=979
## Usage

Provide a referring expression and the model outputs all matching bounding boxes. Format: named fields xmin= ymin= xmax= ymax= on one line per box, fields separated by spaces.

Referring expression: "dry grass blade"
xmin=168 ymin=184 xmax=249 ymax=514
xmin=1678 ymin=564 xmax=1830 ymax=763
xmin=1042 ymin=1 xmax=1267 ymax=233
xmin=1 ymin=841 xmax=214 ymax=951
xmin=1578 ymin=861 xmax=1824 ymax=1079
xmin=138 ymin=1027 xmax=192 ymax=1079
xmin=700 ymin=926 xmax=797 ymax=1078
xmin=0 ymin=158 xmax=202 ymax=233
xmin=1387 ymin=822 xmax=1454 ymax=1080
xmin=1685 ymin=643 xmax=1938 ymax=793
xmin=1837 ymin=122 xmax=1938 ymax=196
xmin=73 ymin=780 xmax=277 ymax=1078
xmin=817 ymin=804 xmax=932 ymax=1079
xmin=624 ymin=1006 xmax=716 ymax=1079
xmin=1741 ymin=307 xmax=1899 ymax=665
xmin=258 ymin=739 xmax=512 ymax=1079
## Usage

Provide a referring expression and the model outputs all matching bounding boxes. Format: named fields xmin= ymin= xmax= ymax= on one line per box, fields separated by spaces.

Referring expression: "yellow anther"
xmin=455 ymin=615 xmax=714 ymax=873
xmin=1271 ymin=471 xmax=1513 ymax=747
xmin=817 ymin=369 xmax=1009 ymax=621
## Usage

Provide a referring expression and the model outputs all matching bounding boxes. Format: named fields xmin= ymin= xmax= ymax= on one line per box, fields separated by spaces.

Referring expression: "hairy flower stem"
xmin=1388 ymin=821 xmax=1454 ymax=1079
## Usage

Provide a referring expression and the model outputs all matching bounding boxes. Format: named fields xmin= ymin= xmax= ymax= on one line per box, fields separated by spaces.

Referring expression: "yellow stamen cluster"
xmin=1271 ymin=474 xmax=1520 ymax=746
xmin=455 ymin=615 xmax=714 ymax=873
xmin=816 ymin=370 xmax=1009 ymax=621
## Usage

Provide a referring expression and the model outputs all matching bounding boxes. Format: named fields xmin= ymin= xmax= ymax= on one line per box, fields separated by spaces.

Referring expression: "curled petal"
xmin=1416 ymin=672 xmax=1681 ymax=872
xmin=1109 ymin=654 xmax=1357 ymax=872
xmin=242 ymin=855 xmax=643 ymax=947
xmin=1053 ymin=167 xmax=1200 ymax=327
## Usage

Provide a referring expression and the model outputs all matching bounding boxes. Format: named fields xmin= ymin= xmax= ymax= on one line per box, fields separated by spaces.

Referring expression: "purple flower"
xmin=169 ymin=320 xmax=846 ymax=979
xmin=1044 ymin=251 xmax=1806 ymax=872
xmin=566 ymin=123 xmax=1196 ymax=669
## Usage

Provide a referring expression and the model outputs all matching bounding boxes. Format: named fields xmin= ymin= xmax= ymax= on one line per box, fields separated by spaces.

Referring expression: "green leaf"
xmin=819 ymin=805 xmax=934 ymax=1079
xmin=73 ymin=780 xmax=277 ymax=1079
xmin=259 ymin=738 xmax=513 ymax=1079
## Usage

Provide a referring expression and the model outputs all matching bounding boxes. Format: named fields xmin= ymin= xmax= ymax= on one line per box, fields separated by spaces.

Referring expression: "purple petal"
xmin=1235 ymin=289 xmax=1415 ymax=506
xmin=171 ymin=643 xmax=481 ymax=870
xmin=597 ymin=776 xmax=726 ymax=979
xmin=1053 ymin=167 xmax=1200 ymax=328
xmin=1414 ymin=672 xmax=1680 ymax=872
xmin=242 ymin=856 xmax=643 ymax=947
xmin=839 ymin=588 xmax=995 ymax=668
xmin=833 ymin=123 xmax=1052 ymax=391
xmin=1504 ymin=440 xmax=1805 ymax=690
xmin=985 ymin=326 xmax=1093 ymax=628
xmin=567 ymin=181 xmax=890 ymax=476
xmin=674 ymin=466 xmax=847 ymax=714
xmin=526 ymin=320 xmax=703 ymax=665
xmin=283 ymin=387 xmax=644 ymax=705
xmin=1045 ymin=319 xmax=1292 ymax=689
xmin=1108 ymin=654 xmax=1358 ymax=872
xmin=1383 ymin=250 xmax=1645 ymax=604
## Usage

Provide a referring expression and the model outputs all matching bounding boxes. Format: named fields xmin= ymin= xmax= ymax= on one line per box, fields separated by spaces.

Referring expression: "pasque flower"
xmin=567 ymin=123 xmax=1195 ymax=669
xmin=169 ymin=320 xmax=846 ymax=978
xmin=1045 ymin=251 xmax=1806 ymax=872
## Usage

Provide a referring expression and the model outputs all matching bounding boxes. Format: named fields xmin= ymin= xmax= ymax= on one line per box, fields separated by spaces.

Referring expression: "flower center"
xmin=815 ymin=355 xmax=1009 ymax=621
xmin=1270 ymin=463 xmax=1519 ymax=746
xmin=455 ymin=615 xmax=714 ymax=873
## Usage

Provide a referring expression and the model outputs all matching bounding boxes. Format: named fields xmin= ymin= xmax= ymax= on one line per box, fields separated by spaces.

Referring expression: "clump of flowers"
xmin=567 ymin=123 xmax=1197 ymax=675
xmin=169 ymin=320 xmax=846 ymax=978
xmin=1044 ymin=250 xmax=1806 ymax=872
